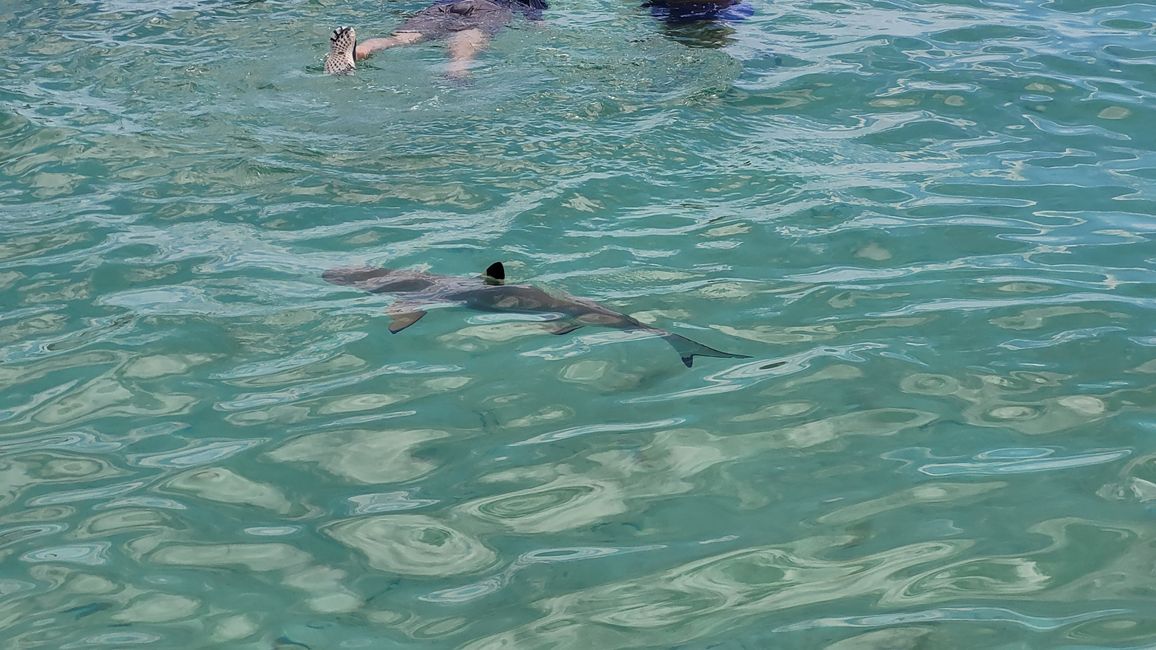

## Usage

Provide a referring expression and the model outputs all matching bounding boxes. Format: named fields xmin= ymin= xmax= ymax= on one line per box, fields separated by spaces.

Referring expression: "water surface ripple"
xmin=2 ymin=0 xmax=1155 ymax=647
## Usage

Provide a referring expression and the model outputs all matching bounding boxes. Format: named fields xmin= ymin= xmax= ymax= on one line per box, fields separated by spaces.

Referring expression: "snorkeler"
xmin=323 ymin=0 xmax=548 ymax=78
xmin=642 ymin=0 xmax=754 ymax=22
xmin=640 ymin=0 xmax=754 ymax=48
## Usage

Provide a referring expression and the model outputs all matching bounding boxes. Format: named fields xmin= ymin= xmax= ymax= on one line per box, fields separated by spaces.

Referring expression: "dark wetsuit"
xmin=398 ymin=0 xmax=548 ymax=38
xmin=642 ymin=0 xmax=753 ymax=22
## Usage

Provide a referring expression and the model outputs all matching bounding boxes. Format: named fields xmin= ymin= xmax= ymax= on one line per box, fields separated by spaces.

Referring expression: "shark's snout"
xmin=323 ymin=267 xmax=388 ymax=286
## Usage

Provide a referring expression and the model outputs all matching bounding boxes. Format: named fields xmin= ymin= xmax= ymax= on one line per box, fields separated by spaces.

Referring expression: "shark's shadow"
xmin=323 ymin=262 xmax=750 ymax=368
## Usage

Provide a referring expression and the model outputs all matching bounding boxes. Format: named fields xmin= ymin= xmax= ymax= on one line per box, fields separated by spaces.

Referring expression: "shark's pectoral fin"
xmin=387 ymin=309 xmax=428 ymax=334
xmin=545 ymin=322 xmax=584 ymax=336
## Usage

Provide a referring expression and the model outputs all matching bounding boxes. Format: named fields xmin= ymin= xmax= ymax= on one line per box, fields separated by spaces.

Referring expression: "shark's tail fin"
xmin=659 ymin=332 xmax=750 ymax=368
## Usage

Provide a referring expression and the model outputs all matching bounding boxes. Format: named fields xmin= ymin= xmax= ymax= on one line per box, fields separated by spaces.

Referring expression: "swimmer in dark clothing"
xmin=642 ymin=0 xmax=753 ymax=48
xmin=324 ymin=0 xmax=548 ymax=78
xmin=642 ymin=0 xmax=753 ymax=22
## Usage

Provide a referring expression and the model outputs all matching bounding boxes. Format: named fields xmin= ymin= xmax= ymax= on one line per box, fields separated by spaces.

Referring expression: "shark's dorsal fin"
xmin=484 ymin=262 xmax=505 ymax=286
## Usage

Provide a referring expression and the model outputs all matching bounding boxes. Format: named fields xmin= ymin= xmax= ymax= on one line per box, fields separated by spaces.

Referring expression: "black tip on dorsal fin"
xmin=484 ymin=262 xmax=505 ymax=285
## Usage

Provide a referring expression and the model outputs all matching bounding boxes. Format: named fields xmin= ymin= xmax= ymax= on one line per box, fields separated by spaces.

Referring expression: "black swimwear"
xmin=397 ymin=0 xmax=547 ymax=38
xmin=642 ymin=0 xmax=751 ymax=22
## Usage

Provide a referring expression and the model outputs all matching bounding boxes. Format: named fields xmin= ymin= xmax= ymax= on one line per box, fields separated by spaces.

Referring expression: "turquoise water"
xmin=3 ymin=0 xmax=1156 ymax=647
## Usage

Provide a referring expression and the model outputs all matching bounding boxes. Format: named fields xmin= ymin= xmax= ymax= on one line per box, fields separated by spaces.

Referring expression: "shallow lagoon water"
xmin=2 ymin=0 xmax=1156 ymax=647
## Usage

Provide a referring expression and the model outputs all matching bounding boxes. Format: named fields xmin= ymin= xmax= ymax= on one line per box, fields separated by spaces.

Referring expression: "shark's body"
xmin=323 ymin=263 xmax=749 ymax=367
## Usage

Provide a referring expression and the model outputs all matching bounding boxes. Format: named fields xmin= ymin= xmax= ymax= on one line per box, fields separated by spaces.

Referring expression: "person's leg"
xmin=324 ymin=0 xmax=508 ymax=77
xmin=445 ymin=27 xmax=488 ymax=79
xmin=324 ymin=27 xmax=425 ymax=75
xmin=357 ymin=32 xmax=424 ymax=59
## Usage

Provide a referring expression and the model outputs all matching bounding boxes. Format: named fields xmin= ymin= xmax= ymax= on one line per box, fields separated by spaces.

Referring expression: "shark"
xmin=322 ymin=262 xmax=750 ymax=368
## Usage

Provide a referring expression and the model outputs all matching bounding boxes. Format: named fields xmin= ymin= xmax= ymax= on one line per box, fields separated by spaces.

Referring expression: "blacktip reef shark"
xmin=323 ymin=262 xmax=750 ymax=368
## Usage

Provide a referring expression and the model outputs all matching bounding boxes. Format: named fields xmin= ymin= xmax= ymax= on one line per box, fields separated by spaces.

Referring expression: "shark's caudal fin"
xmin=660 ymin=332 xmax=750 ymax=368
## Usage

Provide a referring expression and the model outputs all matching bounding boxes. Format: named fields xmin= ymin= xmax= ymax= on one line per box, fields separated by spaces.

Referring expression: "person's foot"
xmin=324 ymin=27 xmax=357 ymax=75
